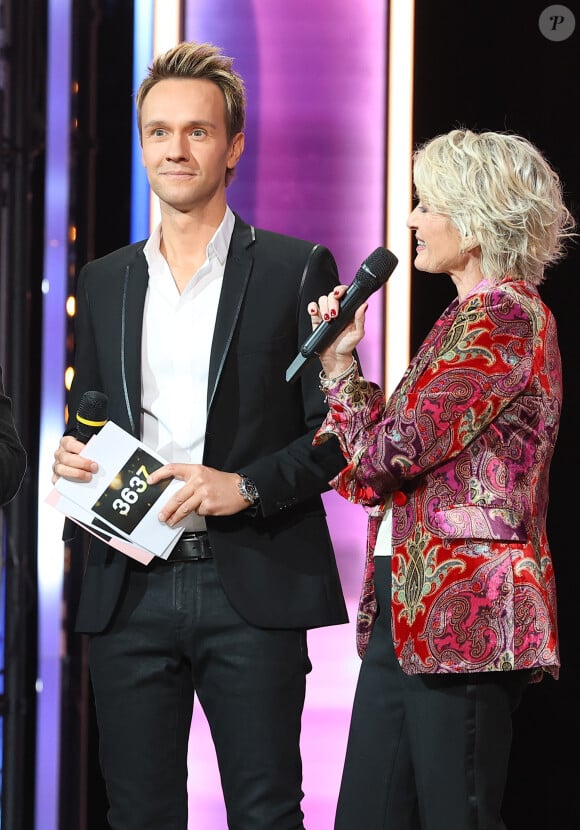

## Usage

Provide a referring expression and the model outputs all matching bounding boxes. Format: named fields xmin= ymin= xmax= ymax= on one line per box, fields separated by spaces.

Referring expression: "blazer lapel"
xmin=120 ymin=247 xmax=148 ymax=435
xmin=207 ymin=217 xmax=255 ymax=413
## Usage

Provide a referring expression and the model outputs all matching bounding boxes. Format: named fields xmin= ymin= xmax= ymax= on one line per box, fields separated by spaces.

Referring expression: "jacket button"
xmin=393 ymin=491 xmax=408 ymax=506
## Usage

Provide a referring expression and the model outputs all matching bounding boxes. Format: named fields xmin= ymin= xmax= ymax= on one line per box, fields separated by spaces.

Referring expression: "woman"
xmin=309 ymin=129 xmax=576 ymax=829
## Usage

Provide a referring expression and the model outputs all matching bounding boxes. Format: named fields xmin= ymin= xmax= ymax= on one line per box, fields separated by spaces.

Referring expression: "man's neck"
xmin=158 ymin=204 xmax=228 ymax=294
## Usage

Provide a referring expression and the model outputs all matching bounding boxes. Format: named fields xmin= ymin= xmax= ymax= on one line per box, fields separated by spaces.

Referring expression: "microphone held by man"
xmin=52 ymin=390 xmax=108 ymax=541
xmin=51 ymin=390 xmax=108 ymax=487
xmin=74 ymin=390 xmax=109 ymax=442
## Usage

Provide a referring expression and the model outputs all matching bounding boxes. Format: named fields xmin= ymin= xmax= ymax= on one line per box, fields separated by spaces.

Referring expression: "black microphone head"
xmin=356 ymin=247 xmax=399 ymax=291
xmin=75 ymin=390 xmax=108 ymax=441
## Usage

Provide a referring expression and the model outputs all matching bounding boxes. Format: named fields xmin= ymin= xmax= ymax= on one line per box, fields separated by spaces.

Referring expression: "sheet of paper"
xmin=46 ymin=421 xmax=184 ymax=561
xmin=45 ymin=488 xmax=156 ymax=564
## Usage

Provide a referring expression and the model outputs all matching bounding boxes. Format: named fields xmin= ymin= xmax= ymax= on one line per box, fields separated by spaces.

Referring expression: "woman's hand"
xmin=308 ymin=285 xmax=367 ymax=378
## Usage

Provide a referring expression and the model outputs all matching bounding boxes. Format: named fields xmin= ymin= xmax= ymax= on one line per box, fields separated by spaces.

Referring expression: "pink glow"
xmin=187 ymin=599 xmax=359 ymax=828
xmin=184 ymin=1 xmax=387 ymax=826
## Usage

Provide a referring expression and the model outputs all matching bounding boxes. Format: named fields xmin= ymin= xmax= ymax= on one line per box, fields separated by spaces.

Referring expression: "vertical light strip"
xmin=148 ymin=0 xmax=183 ymax=230
xmin=153 ymin=0 xmax=182 ymax=54
xmin=132 ymin=0 xmax=182 ymax=240
xmin=131 ymin=0 xmax=154 ymax=242
xmin=36 ymin=2 xmax=72 ymax=828
xmin=384 ymin=0 xmax=415 ymax=394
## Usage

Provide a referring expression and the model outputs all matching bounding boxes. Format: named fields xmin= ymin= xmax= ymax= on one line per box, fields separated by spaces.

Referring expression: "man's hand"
xmin=51 ymin=435 xmax=98 ymax=484
xmin=147 ymin=463 xmax=250 ymax=525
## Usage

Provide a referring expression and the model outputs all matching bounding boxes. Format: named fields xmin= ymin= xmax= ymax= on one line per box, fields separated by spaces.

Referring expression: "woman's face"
xmin=407 ymin=201 xmax=467 ymax=275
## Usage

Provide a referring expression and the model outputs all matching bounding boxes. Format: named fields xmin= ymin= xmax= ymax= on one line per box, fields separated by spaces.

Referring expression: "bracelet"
xmin=318 ymin=357 xmax=357 ymax=391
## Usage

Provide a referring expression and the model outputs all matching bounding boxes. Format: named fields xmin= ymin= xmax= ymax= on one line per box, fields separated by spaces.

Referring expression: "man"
xmin=51 ymin=41 xmax=348 ymax=830
xmin=0 ymin=367 xmax=26 ymax=505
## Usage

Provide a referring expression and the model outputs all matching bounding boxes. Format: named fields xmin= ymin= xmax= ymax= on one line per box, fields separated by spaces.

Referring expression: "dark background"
xmin=413 ymin=5 xmax=579 ymax=827
xmin=1 ymin=1 xmax=578 ymax=828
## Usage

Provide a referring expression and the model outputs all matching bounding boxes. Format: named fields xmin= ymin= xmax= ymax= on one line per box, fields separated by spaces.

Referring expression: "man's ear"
xmin=228 ymin=132 xmax=245 ymax=170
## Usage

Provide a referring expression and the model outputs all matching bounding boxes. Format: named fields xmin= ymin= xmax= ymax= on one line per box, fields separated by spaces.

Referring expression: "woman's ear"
xmin=460 ymin=232 xmax=478 ymax=253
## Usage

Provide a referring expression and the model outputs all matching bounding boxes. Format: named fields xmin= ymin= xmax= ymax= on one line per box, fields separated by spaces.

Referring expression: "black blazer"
xmin=0 ymin=368 xmax=26 ymax=506
xmin=66 ymin=215 xmax=349 ymax=633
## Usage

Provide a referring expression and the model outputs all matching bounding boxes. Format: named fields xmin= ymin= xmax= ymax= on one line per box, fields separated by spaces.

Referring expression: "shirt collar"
xmin=143 ymin=205 xmax=236 ymax=269
xmin=209 ymin=206 xmax=235 ymax=264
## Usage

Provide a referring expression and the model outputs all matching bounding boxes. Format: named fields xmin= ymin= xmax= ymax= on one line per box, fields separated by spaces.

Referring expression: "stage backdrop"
xmin=177 ymin=2 xmax=389 ymax=826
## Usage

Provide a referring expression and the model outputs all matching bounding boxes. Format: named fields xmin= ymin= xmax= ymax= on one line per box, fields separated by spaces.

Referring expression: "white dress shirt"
xmin=141 ymin=206 xmax=235 ymax=531
xmin=375 ymin=495 xmax=393 ymax=556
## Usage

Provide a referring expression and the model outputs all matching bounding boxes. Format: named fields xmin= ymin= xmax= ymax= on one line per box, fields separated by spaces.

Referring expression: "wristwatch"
xmin=238 ymin=474 xmax=260 ymax=506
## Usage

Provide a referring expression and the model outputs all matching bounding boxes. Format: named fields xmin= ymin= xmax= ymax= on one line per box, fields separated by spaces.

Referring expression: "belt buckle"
xmin=169 ymin=532 xmax=211 ymax=562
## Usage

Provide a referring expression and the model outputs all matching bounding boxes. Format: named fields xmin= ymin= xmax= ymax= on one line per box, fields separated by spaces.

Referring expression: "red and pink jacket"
xmin=315 ymin=278 xmax=561 ymax=681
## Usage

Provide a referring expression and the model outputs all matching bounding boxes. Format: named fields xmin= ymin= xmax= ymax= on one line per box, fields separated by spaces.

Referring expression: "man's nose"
xmin=166 ymin=133 xmax=190 ymax=159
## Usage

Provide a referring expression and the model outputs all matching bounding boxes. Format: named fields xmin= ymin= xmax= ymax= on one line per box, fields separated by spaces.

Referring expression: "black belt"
xmin=164 ymin=531 xmax=213 ymax=563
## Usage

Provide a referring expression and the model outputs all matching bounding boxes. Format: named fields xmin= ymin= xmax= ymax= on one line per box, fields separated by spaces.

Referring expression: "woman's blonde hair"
xmin=412 ymin=129 xmax=576 ymax=284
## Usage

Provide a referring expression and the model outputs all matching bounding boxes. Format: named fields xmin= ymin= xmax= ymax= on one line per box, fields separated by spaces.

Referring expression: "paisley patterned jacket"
xmin=314 ymin=278 xmax=561 ymax=681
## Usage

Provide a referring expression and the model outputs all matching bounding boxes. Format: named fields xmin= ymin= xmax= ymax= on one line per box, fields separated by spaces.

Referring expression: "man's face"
xmin=140 ymin=77 xmax=244 ymax=213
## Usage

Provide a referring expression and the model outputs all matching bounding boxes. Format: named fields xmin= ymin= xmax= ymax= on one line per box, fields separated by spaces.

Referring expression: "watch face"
xmin=239 ymin=475 xmax=258 ymax=503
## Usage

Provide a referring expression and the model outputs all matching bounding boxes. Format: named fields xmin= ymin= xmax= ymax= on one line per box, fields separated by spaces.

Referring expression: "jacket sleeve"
xmin=239 ymin=243 xmax=350 ymax=515
xmin=0 ymin=368 xmax=27 ymax=505
xmin=314 ymin=286 xmax=558 ymax=505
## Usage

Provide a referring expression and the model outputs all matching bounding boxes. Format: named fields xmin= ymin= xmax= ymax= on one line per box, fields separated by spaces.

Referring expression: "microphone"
xmin=74 ymin=390 xmax=108 ymax=442
xmin=286 ymin=246 xmax=399 ymax=383
xmin=62 ymin=390 xmax=109 ymax=543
